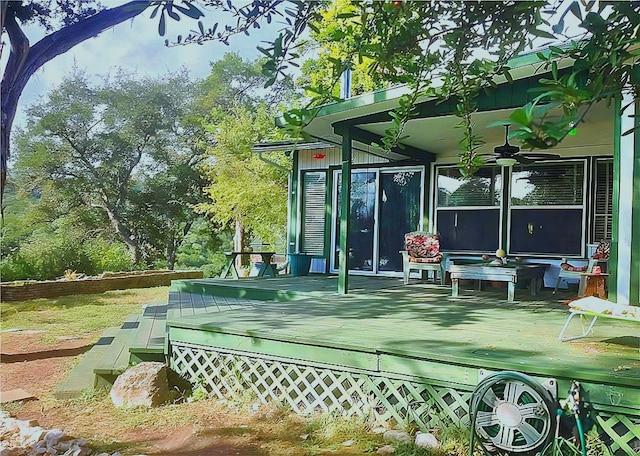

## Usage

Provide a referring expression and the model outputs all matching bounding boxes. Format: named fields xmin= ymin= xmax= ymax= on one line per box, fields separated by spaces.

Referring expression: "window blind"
xmin=511 ymin=162 xmax=584 ymax=206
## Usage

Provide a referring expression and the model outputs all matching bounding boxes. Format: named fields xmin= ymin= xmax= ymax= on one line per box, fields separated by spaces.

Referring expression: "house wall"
xmin=297 ymin=146 xmax=389 ymax=170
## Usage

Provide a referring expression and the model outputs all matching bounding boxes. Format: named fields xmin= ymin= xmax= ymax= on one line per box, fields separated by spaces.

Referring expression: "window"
xmin=509 ymin=161 xmax=586 ymax=255
xmin=593 ymin=158 xmax=613 ymax=242
xmin=437 ymin=167 xmax=502 ymax=207
xmin=300 ymin=171 xmax=326 ymax=255
xmin=435 ymin=166 xmax=502 ymax=252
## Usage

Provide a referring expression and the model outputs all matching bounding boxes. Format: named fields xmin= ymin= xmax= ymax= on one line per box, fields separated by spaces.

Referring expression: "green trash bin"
xmin=289 ymin=253 xmax=312 ymax=276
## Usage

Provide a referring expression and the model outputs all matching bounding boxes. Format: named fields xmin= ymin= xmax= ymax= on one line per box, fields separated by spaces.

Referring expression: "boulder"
xmin=110 ymin=362 xmax=173 ymax=408
xmin=415 ymin=431 xmax=439 ymax=449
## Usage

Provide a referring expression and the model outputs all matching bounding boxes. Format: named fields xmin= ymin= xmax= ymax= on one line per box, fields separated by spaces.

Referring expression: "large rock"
xmin=415 ymin=431 xmax=439 ymax=449
xmin=110 ymin=362 xmax=173 ymax=408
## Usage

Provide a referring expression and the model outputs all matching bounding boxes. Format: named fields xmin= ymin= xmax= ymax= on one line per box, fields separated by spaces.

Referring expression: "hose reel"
xmin=470 ymin=370 xmax=558 ymax=455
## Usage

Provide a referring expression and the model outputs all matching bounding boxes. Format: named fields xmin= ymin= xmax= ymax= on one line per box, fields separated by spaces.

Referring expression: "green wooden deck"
xmin=167 ymin=276 xmax=640 ymax=415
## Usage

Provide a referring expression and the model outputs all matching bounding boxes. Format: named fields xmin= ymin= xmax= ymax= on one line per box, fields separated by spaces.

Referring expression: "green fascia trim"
xmin=632 ymin=99 xmax=640 ymax=305
xmin=333 ymin=123 xmax=436 ymax=161
xmin=308 ymin=50 xmax=574 ymax=122
xmin=336 ymin=70 xmax=572 ymax=128
xmin=610 ymin=97 xmax=622 ymax=302
xmin=170 ymin=280 xmax=319 ymax=302
xmin=317 ymin=85 xmax=413 ymax=118
xmin=168 ymin=326 xmax=379 ymax=371
xmin=378 ymin=348 xmax=639 ymax=391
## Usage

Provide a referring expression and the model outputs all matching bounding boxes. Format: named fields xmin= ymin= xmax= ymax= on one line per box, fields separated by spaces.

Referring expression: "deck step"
xmin=92 ymin=314 xmax=142 ymax=388
xmin=129 ymin=302 xmax=167 ymax=363
xmin=54 ymin=327 xmax=120 ymax=400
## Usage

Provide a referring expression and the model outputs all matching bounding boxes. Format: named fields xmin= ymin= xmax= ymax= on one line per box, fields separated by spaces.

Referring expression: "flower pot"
xmin=289 ymin=253 xmax=312 ymax=276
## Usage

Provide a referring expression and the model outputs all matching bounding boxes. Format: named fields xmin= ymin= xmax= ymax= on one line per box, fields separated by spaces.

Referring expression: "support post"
xmin=338 ymin=129 xmax=352 ymax=294
xmin=611 ymin=93 xmax=640 ymax=305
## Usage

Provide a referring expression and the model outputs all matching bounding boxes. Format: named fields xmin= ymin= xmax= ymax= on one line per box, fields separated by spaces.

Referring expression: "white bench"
xmin=558 ymin=296 xmax=640 ymax=342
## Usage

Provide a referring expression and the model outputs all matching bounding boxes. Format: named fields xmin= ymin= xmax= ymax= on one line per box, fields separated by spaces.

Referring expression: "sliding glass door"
xmin=331 ymin=167 xmax=423 ymax=274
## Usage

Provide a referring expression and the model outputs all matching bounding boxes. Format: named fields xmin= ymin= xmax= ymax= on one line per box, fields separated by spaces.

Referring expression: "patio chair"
xmin=400 ymin=232 xmax=446 ymax=285
xmin=553 ymin=240 xmax=610 ymax=295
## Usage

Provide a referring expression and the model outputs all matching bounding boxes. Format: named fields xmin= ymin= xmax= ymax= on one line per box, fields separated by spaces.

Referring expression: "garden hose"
xmin=468 ymin=371 xmax=557 ymax=456
xmin=567 ymin=380 xmax=588 ymax=456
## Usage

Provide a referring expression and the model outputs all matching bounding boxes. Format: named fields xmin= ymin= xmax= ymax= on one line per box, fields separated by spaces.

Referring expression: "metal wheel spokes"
xmin=475 ymin=379 xmax=554 ymax=453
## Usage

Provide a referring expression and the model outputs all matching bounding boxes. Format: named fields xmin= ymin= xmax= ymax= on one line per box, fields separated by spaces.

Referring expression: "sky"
xmin=2 ymin=2 xmax=286 ymax=128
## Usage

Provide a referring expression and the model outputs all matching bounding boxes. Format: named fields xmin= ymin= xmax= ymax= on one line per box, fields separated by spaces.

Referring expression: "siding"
xmin=298 ymin=147 xmax=389 ymax=170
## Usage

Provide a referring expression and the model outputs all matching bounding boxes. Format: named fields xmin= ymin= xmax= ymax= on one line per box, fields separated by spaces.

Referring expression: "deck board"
xmin=167 ymin=277 xmax=640 ymax=411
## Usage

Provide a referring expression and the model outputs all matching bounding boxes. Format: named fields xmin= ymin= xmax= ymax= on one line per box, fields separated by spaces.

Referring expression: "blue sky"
xmin=3 ymin=3 xmax=285 ymax=128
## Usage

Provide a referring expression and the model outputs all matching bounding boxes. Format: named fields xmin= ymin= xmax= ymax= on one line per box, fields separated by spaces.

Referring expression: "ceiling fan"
xmin=486 ymin=125 xmax=559 ymax=166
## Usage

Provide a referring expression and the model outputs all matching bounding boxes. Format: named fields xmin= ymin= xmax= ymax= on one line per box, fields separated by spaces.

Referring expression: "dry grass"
xmin=0 ymin=287 xmax=168 ymax=343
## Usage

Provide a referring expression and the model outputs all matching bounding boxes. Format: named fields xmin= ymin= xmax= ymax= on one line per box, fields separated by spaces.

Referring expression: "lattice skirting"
xmin=170 ymin=341 xmax=471 ymax=429
xmin=169 ymin=341 xmax=639 ymax=454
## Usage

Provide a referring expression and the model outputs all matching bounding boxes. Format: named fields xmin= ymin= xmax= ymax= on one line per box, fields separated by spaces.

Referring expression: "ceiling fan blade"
xmin=515 ymin=155 xmax=534 ymax=164
xmin=494 ymin=144 xmax=520 ymax=156
xmin=521 ymin=152 xmax=561 ymax=159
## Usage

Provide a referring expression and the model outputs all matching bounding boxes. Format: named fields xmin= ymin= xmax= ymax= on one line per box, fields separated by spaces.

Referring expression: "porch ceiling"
xmin=304 ymin=97 xmax=615 ymax=162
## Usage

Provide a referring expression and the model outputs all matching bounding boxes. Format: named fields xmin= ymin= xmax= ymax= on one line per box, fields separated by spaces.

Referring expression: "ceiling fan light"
xmin=496 ymin=157 xmax=517 ymax=167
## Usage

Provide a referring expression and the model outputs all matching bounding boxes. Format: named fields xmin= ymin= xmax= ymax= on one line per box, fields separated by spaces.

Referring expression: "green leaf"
xmin=509 ymin=107 xmax=532 ymax=127
xmin=568 ymin=1 xmax=582 ymax=20
xmin=531 ymin=28 xmax=556 ymax=39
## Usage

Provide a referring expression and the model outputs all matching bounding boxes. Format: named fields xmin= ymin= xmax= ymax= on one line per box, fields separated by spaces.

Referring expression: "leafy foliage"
xmin=172 ymin=1 xmax=639 ymax=176
xmin=197 ymin=105 xmax=290 ymax=249
xmin=11 ymin=69 xmax=205 ymax=270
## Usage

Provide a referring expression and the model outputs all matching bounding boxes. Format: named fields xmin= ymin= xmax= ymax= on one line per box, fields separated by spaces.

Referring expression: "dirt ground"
xmin=1 ymin=331 xmax=363 ymax=456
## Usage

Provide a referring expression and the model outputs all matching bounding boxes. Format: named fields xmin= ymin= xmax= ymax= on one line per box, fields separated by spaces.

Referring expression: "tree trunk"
xmin=102 ymin=204 xmax=141 ymax=265
xmin=233 ymin=219 xmax=245 ymax=269
xmin=1 ymin=1 xmax=151 ymax=205
xmin=166 ymin=238 xmax=176 ymax=270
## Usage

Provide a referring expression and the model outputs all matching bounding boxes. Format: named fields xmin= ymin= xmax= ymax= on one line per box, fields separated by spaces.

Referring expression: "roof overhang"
xmin=298 ymin=50 xmax=615 ymax=162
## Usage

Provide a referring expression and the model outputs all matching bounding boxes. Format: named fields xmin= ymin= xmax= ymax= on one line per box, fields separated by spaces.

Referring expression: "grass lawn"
xmin=0 ymin=287 xmax=169 ymax=343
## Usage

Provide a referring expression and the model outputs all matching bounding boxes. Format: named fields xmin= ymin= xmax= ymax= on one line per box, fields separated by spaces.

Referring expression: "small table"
xmin=579 ymin=273 xmax=609 ymax=299
xmin=448 ymin=262 xmax=547 ymax=302
xmin=220 ymin=251 xmax=276 ymax=279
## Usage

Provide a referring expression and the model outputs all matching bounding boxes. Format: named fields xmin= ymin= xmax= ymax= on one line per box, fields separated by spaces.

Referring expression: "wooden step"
xmin=129 ymin=303 xmax=167 ymax=363
xmin=54 ymin=327 xmax=120 ymax=400
xmin=93 ymin=314 xmax=141 ymax=388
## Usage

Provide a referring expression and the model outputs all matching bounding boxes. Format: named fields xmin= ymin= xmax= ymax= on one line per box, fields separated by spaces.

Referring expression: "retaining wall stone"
xmin=1 ymin=270 xmax=203 ymax=302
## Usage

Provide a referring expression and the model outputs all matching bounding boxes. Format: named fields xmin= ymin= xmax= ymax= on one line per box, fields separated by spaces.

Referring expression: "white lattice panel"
xmin=170 ymin=341 xmax=470 ymax=429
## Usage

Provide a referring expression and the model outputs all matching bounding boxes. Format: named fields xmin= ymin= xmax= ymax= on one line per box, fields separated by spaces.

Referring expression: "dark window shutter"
xmin=594 ymin=159 xmax=613 ymax=241
xmin=301 ymin=172 xmax=326 ymax=255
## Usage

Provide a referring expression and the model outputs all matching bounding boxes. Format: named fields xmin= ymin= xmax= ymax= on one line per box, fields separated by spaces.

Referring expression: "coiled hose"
xmin=468 ymin=371 xmax=558 ymax=456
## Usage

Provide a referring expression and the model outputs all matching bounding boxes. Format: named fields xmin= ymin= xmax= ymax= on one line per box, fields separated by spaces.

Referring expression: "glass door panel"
xmin=378 ymin=170 xmax=422 ymax=272
xmin=333 ymin=171 xmax=376 ymax=271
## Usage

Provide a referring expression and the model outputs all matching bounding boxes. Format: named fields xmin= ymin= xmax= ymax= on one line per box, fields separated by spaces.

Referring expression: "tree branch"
xmin=1 ymin=1 xmax=152 ymax=203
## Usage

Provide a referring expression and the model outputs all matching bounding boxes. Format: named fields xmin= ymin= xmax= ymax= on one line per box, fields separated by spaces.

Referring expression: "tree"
xmin=297 ymin=0 xmax=387 ymax=99
xmin=191 ymin=53 xmax=293 ymax=256
xmin=1 ymin=1 xmax=159 ymax=204
xmin=197 ymin=105 xmax=289 ymax=253
xmin=13 ymin=69 xmax=205 ymax=267
xmin=179 ymin=1 xmax=639 ymax=176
